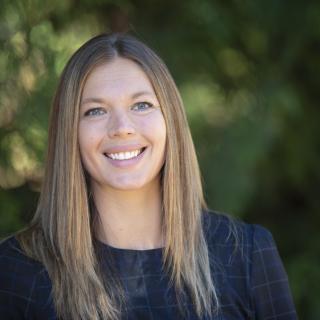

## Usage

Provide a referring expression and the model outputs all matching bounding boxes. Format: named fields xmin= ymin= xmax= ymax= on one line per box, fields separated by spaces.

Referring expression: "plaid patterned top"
xmin=0 ymin=211 xmax=297 ymax=319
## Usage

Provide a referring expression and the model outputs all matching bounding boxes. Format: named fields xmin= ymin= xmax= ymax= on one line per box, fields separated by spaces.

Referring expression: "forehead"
xmin=82 ymin=57 xmax=155 ymax=99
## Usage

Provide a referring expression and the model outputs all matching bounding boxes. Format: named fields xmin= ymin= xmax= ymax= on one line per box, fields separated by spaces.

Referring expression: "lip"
xmin=104 ymin=147 xmax=148 ymax=168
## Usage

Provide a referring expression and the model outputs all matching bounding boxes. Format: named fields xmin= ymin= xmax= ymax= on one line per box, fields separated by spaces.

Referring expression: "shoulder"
xmin=0 ymin=236 xmax=54 ymax=319
xmin=202 ymin=209 xmax=274 ymax=253
xmin=202 ymin=210 xmax=297 ymax=318
xmin=202 ymin=209 xmax=281 ymax=273
xmin=0 ymin=235 xmax=45 ymax=275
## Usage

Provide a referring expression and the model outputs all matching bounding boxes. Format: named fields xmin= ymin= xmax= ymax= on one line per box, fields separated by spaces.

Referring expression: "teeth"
xmin=107 ymin=149 xmax=143 ymax=160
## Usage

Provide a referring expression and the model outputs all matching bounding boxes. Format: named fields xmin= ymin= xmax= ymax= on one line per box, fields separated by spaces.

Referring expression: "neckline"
xmin=96 ymin=239 xmax=164 ymax=254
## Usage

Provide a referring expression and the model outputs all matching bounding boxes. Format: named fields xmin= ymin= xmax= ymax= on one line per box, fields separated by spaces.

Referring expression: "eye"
xmin=84 ymin=107 xmax=106 ymax=117
xmin=131 ymin=102 xmax=154 ymax=112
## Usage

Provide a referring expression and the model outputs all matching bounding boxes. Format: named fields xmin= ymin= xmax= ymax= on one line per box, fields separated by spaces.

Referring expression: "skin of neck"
xmin=91 ymin=177 xmax=164 ymax=250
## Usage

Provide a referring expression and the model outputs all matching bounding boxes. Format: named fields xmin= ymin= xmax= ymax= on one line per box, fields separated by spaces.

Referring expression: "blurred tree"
xmin=0 ymin=0 xmax=319 ymax=317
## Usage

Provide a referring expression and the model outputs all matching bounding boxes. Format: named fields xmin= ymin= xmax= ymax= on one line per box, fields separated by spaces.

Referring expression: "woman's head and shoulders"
xmin=0 ymin=30 xmax=274 ymax=273
xmin=0 ymin=32 xmax=281 ymax=319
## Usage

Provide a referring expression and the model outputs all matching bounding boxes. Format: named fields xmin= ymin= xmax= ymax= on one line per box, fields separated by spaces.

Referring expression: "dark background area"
xmin=0 ymin=0 xmax=319 ymax=318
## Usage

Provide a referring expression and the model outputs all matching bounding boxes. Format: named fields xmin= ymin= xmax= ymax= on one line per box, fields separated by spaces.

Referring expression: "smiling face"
xmin=78 ymin=57 xmax=167 ymax=193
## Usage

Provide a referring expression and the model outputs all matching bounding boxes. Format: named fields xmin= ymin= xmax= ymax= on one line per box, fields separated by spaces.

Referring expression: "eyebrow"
xmin=81 ymin=91 xmax=155 ymax=105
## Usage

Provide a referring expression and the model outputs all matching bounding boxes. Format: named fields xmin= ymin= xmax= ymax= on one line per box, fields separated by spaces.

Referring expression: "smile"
xmin=104 ymin=147 xmax=146 ymax=160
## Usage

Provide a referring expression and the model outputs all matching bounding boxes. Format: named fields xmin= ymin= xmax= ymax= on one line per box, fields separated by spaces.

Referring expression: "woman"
xmin=0 ymin=33 xmax=297 ymax=319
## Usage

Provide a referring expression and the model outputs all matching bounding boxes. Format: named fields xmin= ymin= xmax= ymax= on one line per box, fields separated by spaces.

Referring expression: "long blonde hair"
xmin=16 ymin=33 xmax=219 ymax=319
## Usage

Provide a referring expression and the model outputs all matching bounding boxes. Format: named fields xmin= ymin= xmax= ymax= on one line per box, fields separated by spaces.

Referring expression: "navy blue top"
xmin=0 ymin=211 xmax=297 ymax=319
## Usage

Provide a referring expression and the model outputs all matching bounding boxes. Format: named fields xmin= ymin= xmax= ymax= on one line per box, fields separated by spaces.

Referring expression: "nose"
xmin=108 ymin=110 xmax=136 ymax=138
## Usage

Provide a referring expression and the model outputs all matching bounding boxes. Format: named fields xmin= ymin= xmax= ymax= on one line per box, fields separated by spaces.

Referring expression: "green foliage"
xmin=0 ymin=0 xmax=319 ymax=317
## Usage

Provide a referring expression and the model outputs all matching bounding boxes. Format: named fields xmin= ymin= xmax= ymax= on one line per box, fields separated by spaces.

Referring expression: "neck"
xmin=92 ymin=179 xmax=164 ymax=250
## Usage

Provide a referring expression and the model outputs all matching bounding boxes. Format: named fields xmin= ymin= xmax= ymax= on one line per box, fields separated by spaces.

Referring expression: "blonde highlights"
xmin=17 ymin=33 xmax=219 ymax=319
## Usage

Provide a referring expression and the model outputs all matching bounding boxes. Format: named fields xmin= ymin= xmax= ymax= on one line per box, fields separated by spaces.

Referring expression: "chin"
xmin=106 ymin=179 xmax=149 ymax=191
xmin=106 ymin=175 xmax=160 ymax=192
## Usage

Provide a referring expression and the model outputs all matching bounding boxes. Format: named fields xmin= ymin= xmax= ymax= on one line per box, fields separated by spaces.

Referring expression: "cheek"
xmin=139 ymin=112 xmax=167 ymax=143
xmin=78 ymin=124 xmax=90 ymax=156
xmin=154 ymin=118 xmax=167 ymax=150
xmin=78 ymin=126 xmax=99 ymax=177
xmin=78 ymin=126 xmax=101 ymax=170
xmin=78 ymin=122 xmax=103 ymax=151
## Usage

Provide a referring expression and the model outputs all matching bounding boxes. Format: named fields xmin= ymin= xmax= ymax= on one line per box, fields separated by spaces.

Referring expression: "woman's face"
xmin=78 ymin=57 xmax=166 ymax=192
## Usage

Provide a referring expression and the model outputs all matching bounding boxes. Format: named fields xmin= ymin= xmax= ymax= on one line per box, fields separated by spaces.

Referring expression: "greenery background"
xmin=0 ymin=0 xmax=319 ymax=318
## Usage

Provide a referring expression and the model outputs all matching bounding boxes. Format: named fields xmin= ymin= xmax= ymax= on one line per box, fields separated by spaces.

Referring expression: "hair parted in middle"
xmin=16 ymin=33 xmax=219 ymax=320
